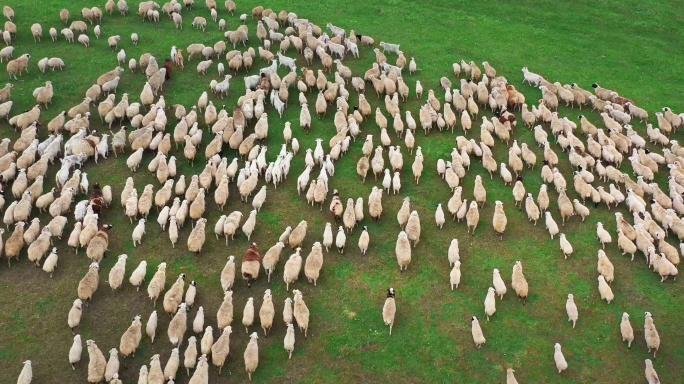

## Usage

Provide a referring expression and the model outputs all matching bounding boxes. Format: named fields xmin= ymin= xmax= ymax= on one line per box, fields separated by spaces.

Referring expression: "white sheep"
xmin=358 ymin=226 xmax=370 ymax=255
xmin=129 ymin=260 xmax=147 ymax=291
xmin=620 ymin=312 xmax=634 ymax=348
xmin=131 ymin=218 xmax=146 ymax=247
xmin=69 ymin=334 xmax=82 ymax=369
xmin=566 ymin=294 xmax=578 ymax=328
xmin=108 ymin=254 xmax=127 ymax=292
xmin=644 ymin=312 xmax=660 ymax=357
xmin=146 ymin=310 xmax=157 ymax=343
xmin=283 ymin=248 xmax=302 ymax=291
xmin=244 ymin=332 xmax=259 ymax=380
xmin=42 ymin=247 xmax=58 ymax=277
xmin=471 ymin=316 xmax=486 ymax=348
xmin=554 ymin=343 xmax=568 ymax=373
xmin=597 ymin=275 xmax=614 ymax=303
xmin=17 ymin=361 xmax=32 ymax=384
xmin=484 ymin=287 xmax=496 ymax=321
xmin=596 ymin=222 xmax=612 ymax=249
xmin=492 ymin=269 xmax=506 ymax=299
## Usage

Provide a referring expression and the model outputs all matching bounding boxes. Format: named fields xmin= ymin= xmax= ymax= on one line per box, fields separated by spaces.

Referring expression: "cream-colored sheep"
xmin=644 ymin=312 xmax=660 ymax=357
xmin=471 ymin=316 xmax=486 ymax=348
xmin=168 ymin=303 xmax=188 ymax=347
xmin=511 ymin=261 xmax=528 ymax=304
xmin=466 ymin=201 xmax=480 ymax=234
xmin=200 ymin=326 xmax=214 ymax=356
xmin=77 ymin=261 xmax=100 ymax=303
xmin=146 ymin=310 xmax=157 ymax=343
xmin=283 ymin=248 xmax=302 ymax=291
xmin=188 ymin=218 xmax=207 ymax=254
xmin=217 ymin=290 xmax=234 ymax=331
xmin=395 ymin=231 xmax=412 ymax=271
xmin=559 ymin=233 xmax=573 ymax=259
xmin=108 ymin=254 xmax=127 ymax=292
xmin=68 ymin=298 xmax=83 ymax=332
xmin=259 ymin=289 xmax=275 ymax=336
xmin=87 ymin=340 xmax=106 ymax=383
xmin=304 ymin=242 xmax=324 ymax=285
xmin=620 ymin=312 xmax=634 ymax=348
xmin=596 ymin=222 xmax=612 ymax=249
xmin=293 ymin=289 xmax=309 ymax=338
xmin=484 ymin=287 xmax=496 ymax=321
xmin=492 ymin=201 xmax=507 ymax=240
xmin=288 ymin=220 xmax=307 ymax=249
xmin=105 ymin=350 xmax=120 ymax=382
xmin=221 ymin=255 xmax=236 ymax=291
xmin=597 ymin=275 xmax=614 ymax=304
xmin=243 ymin=332 xmax=259 ymax=380
xmin=242 ymin=297 xmax=255 ymax=334
xmin=565 ymin=294 xmax=578 ymax=328
xmin=147 ymin=262 xmax=167 ymax=306
xmin=597 ymin=250 xmax=615 ymax=283
xmin=163 ymin=273 xmax=186 ymax=315
xmin=545 ymin=211 xmax=559 ymax=239
xmin=210 ymin=326 xmax=232 ymax=375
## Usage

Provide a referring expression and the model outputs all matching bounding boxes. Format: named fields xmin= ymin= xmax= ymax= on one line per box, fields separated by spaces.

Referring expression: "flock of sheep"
xmin=1 ymin=0 xmax=681 ymax=383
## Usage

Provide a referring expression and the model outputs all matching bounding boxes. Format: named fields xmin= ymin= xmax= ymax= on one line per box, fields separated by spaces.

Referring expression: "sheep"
xmin=148 ymin=354 xmax=164 ymax=383
xmin=147 ymin=262 xmax=167 ymax=306
xmin=68 ymin=299 xmax=83 ymax=333
xmin=492 ymin=201 xmax=507 ymax=240
xmin=395 ymin=231 xmax=412 ymax=271
xmin=86 ymin=340 xmax=106 ymax=383
xmin=484 ymin=287 xmax=496 ymax=321
xmin=131 ymin=218 xmax=146 ymax=247
xmin=545 ymin=212 xmax=559 ymax=239
xmin=559 ymin=233 xmax=573 ymax=259
xmin=288 ymin=220 xmax=307 ymax=249
xmin=283 ymin=248 xmax=302 ymax=291
xmin=259 ymin=289 xmax=275 ymax=336
xmin=597 ymin=250 xmax=615 ymax=283
xmin=108 ymin=254 xmax=127 ymax=292
xmin=620 ymin=312 xmax=634 ymax=348
xmin=41 ymin=246 xmax=59 ymax=277
xmin=644 ymin=312 xmax=660 ymax=357
xmin=104 ymin=348 xmax=120 ymax=382
xmin=210 ymin=326 xmax=232 ymax=375
xmin=242 ymin=297 xmax=255 ymax=334
xmin=553 ymin=343 xmax=568 ymax=373
xmin=511 ymin=261 xmax=528 ymax=304
xmin=465 ymin=200 xmax=480 ymax=234
xmin=168 ymin=303 xmax=188 ymax=347
xmin=129 ymin=260 xmax=147 ymax=291
xmin=77 ymin=262 xmax=100 ymax=303
xmin=86 ymin=224 xmax=112 ymax=263
xmin=243 ymin=332 xmax=259 ymax=381
xmin=304 ymin=242 xmax=324 ymax=285
xmin=163 ymin=348 xmax=180 ymax=381
xmin=382 ymin=288 xmax=396 ymax=335
xmin=405 ymin=210 xmax=421 ymax=247
xmin=187 ymin=218 xmax=207 ymax=254
xmin=471 ymin=316 xmax=486 ymax=348
xmin=143 ymin=310 xmax=157 ymax=344
xmin=69 ymin=334 xmax=82 ymax=370
xmin=597 ymin=275 xmax=614 ymax=303
xmin=358 ymin=227 xmax=370 ymax=255
xmin=163 ymin=273 xmax=186 ymax=315
xmin=292 ymin=289 xmax=309 ymax=338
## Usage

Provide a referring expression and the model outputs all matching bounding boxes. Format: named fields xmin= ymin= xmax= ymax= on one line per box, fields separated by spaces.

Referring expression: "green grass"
xmin=0 ymin=0 xmax=682 ymax=383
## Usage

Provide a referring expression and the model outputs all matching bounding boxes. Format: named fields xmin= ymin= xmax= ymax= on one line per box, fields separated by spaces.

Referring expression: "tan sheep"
xmin=620 ymin=312 xmax=634 ymax=348
xmin=304 ymin=242 xmax=324 ymax=285
xmin=597 ymin=275 xmax=614 ymax=303
xmin=597 ymin=250 xmax=615 ymax=283
xmin=492 ymin=201 xmax=507 ymax=240
xmin=511 ymin=261 xmax=528 ymax=305
xmin=77 ymin=262 xmax=100 ymax=303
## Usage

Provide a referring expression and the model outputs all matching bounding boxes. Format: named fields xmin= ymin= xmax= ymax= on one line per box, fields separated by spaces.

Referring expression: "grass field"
xmin=0 ymin=0 xmax=683 ymax=383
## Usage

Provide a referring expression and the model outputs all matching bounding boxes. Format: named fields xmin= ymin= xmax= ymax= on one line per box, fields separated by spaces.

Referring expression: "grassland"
xmin=0 ymin=0 xmax=683 ymax=383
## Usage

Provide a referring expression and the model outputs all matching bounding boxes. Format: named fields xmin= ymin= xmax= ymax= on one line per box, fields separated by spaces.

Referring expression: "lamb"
xmin=644 ymin=312 xmax=660 ymax=357
xmin=304 ymin=242 xmax=324 ymax=285
xmin=382 ymin=288 xmax=396 ymax=335
xmin=597 ymin=250 xmax=615 ymax=283
xmin=129 ymin=260 xmax=147 ymax=291
xmin=146 ymin=310 xmax=157 ymax=343
xmin=147 ymin=262 xmax=167 ymax=306
xmin=511 ymin=261 xmax=528 ymax=304
xmin=620 ymin=312 xmax=634 ymax=348
xmin=87 ymin=340 xmax=106 ymax=383
xmin=597 ymin=275 xmax=614 ymax=303
xmin=68 ymin=299 xmax=83 ymax=333
xmin=77 ymin=262 xmax=100 ymax=303
xmin=471 ymin=316 xmax=486 ymax=348
xmin=69 ymin=335 xmax=82 ymax=369
xmin=168 ymin=303 xmax=188 ymax=347
xmin=554 ymin=343 xmax=568 ymax=373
